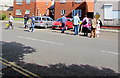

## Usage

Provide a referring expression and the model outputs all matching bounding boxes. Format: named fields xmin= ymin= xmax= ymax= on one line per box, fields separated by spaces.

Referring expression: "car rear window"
xmin=56 ymin=18 xmax=61 ymax=21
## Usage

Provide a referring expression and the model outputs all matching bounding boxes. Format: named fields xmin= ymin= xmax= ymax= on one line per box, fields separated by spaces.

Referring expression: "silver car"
xmin=34 ymin=16 xmax=54 ymax=28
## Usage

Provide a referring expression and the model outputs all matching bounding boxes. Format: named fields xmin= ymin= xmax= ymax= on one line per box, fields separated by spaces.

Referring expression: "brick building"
xmin=54 ymin=0 xmax=94 ymax=19
xmin=13 ymin=0 xmax=53 ymax=18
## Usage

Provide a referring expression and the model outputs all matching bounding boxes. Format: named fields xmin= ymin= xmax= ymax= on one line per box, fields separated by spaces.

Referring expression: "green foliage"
xmin=0 ymin=14 xmax=6 ymax=20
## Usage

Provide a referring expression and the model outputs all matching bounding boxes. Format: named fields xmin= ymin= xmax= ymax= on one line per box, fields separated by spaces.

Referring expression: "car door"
xmin=47 ymin=17 xmax=53 ymax=27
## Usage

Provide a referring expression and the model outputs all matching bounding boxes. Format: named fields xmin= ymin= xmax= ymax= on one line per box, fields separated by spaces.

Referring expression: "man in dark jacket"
xmin=23 ymin=12 xmax=29 ymax=28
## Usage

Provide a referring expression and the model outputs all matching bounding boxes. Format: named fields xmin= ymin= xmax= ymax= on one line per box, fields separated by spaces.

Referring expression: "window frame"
xmin=104 ymin=4 xmax=113 ymax=20
xmin=26 ymin=9 xmax=30 ymax=14
xmin=60 ymin=0 xmax=66 ymax=4
xmin=16 ymin=9 xmax=22 ymax=15
xmin=26 ymin=0 xmax=31 ymax=4
xmin=16 ymin=0 xmax=22 ymax=5
xmin=61 ymin=10 xmax=65 ymax=15
xmin=72 ymin=9 xmax=82 ymax=17
xmin=75 ymin=0 xmax=82 ymax=3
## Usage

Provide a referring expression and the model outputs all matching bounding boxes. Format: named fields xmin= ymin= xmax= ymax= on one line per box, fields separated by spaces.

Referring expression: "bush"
xmin=0 ymin=14 xmax=6 ymax=20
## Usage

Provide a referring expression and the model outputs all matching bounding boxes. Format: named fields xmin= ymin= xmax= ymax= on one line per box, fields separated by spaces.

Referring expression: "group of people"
xmin=61 ymin=13 xmax=102 ymax=38
xmin=7 ymin=12 xmax=35 ymax=32
xmin=7 ymin=12 xmax=102 ymax=38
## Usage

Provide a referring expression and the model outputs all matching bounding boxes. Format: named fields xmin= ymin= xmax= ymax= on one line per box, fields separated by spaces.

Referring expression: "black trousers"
xmin=8 ymin=21 xmax=13 ymax=29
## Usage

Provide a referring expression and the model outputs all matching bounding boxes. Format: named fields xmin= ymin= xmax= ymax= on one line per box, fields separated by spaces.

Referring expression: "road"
xmin=0 ymin=21 xmax=119 ymax=74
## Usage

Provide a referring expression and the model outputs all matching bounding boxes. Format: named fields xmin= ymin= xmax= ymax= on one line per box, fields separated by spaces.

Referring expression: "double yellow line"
xmin=0 ymin=57 xmax=42 ymax=78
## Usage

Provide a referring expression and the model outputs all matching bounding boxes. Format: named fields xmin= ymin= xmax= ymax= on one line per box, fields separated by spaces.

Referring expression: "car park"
xmin=34 ymin=16 xmax=54 ymax=28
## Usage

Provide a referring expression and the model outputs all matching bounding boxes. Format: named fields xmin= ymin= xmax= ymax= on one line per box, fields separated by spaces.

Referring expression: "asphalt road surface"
xmin=0 ymin=21 xmax=119 ymax=74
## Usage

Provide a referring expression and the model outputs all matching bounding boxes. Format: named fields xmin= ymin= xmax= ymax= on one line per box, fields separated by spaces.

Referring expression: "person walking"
xmin=7 ymin=13 xmax=14 ymax=29
xmin=23 ymin=12 xmax=29 ymax=28
xmin=61 ymin=14 xmax=67 ymax=33
xmin=81 ymin=15 xmax=90 ymax=36
xmin=29 ymin=14 xmax=35 ymax=32
xmin=73 ymin=13 xmax=80 ymax=35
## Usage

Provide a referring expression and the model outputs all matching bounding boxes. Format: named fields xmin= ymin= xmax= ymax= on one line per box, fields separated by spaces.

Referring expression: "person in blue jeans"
xmin=61 ymin=14 xmax=67 ymax=33
xmin=29 ymin=14 xmax=35 ymax=32
xmin=73 ymin=13 xmax=80 ymax=35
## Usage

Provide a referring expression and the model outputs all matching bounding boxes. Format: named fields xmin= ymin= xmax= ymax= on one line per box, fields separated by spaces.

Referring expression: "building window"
xmin=104 ymin=4 xmax=113 ymax=19
xmin=52 ymin=10 xmax=54 ymax=15
xmin=26 ymin=0 xmax=30 ymax=4
xmin=61 ymin=10 xmax=65 ymax=15
xmin=16 ymin=0 xmax=22 ymax=5
xmin=26 ymin=10 xmax=30 ymax=14
xmin=60 ymin=0 xmax=66 ymax=3
xmin=46 ymin=2 xmax=48 ymax=5
xmin=113 ymin=10 xmax=120 ymax=19
xmin=72 ymin=10 xmax=81 ymax=17
xmin=16 ymin=9 xmax=22 ymax=15
xmin=75 ymin=0 xmax=82 ymax=3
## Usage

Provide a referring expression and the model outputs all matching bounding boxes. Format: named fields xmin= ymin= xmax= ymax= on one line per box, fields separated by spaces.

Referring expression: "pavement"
xmin=0 ymin=20 xmax=119 ymax=33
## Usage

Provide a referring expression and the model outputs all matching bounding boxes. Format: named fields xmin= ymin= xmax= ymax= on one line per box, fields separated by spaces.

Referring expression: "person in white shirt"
xmin=73 ymin=13 xmax=80 ymax=35
xmin=7 ymin=13 xmax=14 ymax=29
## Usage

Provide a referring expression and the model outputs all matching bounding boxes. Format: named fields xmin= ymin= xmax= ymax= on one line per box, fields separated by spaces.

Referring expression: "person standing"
xmin=23 ymin=12 xmax=29 ymax=28
xmin=73 ymin=13 xmax=80 ymax=35
xmin=7 ymin=13 xmax=14 ymax=29
xmin=29 ymin=14 xmax=35 ymax=32
xmin=81 ymin=15 xmax=90 ymax=36
xmin=90 ymin=17 xmax=97 ymax=38
xmin=61 ymin=14 xmax=67 ymax=33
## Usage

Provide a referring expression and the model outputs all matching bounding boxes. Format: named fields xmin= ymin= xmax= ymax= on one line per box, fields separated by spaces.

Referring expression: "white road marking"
xmin=100 ymin=50 xmax=119 ymax=55
xmin=17 ymin=36 xmax=64 ymax=45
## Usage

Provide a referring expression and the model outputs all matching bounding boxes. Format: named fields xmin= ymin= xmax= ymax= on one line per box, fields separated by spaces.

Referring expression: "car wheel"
xmin=66 ymin=26 xmax=68 ymax=30
xmin=45 ymin=24 xmax=48 ymax=29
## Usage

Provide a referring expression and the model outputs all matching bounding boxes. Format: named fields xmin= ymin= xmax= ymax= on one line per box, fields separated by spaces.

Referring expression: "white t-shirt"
xmin=9 ymin=16 xmax=14 ymax=22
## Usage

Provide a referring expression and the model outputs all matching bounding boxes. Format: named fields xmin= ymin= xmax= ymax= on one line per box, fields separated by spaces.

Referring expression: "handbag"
xmin=6 ymin=23 xmax=9 ymax=28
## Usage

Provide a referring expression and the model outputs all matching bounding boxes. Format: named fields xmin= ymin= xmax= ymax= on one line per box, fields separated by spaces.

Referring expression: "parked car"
xmin=52 ymin=18 xmax=73 ymax=30
xmin=34 ymin=16 xmax=54 ymax=28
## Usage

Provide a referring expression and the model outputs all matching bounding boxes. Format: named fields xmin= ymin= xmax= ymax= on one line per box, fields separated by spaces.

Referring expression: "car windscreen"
xmin=35 ymin=17 xmax=41 ymax=20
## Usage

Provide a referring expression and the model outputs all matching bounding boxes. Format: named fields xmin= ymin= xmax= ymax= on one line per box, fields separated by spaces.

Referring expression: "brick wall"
xmin=54 ymin=1 xmax=94 ymax=19
xmin=36 ymin=2 xmax=52 ymax=16
xmin=0 ymin=11 xmax=13 ymax=18
xmin=13 ymin=0 xmax=52 ymax=18
xmin=13 ymin=2 xmax=36 ymax=18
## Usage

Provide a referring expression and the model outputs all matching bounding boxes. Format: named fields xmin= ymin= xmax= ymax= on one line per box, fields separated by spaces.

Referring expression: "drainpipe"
xmin=34 ymin=0 xmax=36 ymax=16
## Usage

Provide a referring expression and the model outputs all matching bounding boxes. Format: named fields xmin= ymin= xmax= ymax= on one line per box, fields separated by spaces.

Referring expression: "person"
xmin=81 ymin=15 xmax=90 ymax=36
xmin=29 ymin=14 xmax=35 ymax=32
xmin=61 ymin=14 xmax=67 ymax=33
xmin=90 ymin=17 xmax=97 ymax=38
xmin=73 ymin=13 xmax=80 ymax=35
xmin=7 ymin=13 xmax=14 ymax=29
xmin=94 ymin=12 xmax=102 ymax=37
xmin=23 ymin=12 xmax=29 ymax=28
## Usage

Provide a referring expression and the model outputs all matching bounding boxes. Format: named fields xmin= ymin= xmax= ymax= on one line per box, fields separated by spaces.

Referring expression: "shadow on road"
xmin=1 ymin=41 xmax=120 ymax=77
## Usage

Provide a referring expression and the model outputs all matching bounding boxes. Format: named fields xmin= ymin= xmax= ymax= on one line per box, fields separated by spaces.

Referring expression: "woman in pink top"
xmin=82 ymin=15 xmax=91 ymax=36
